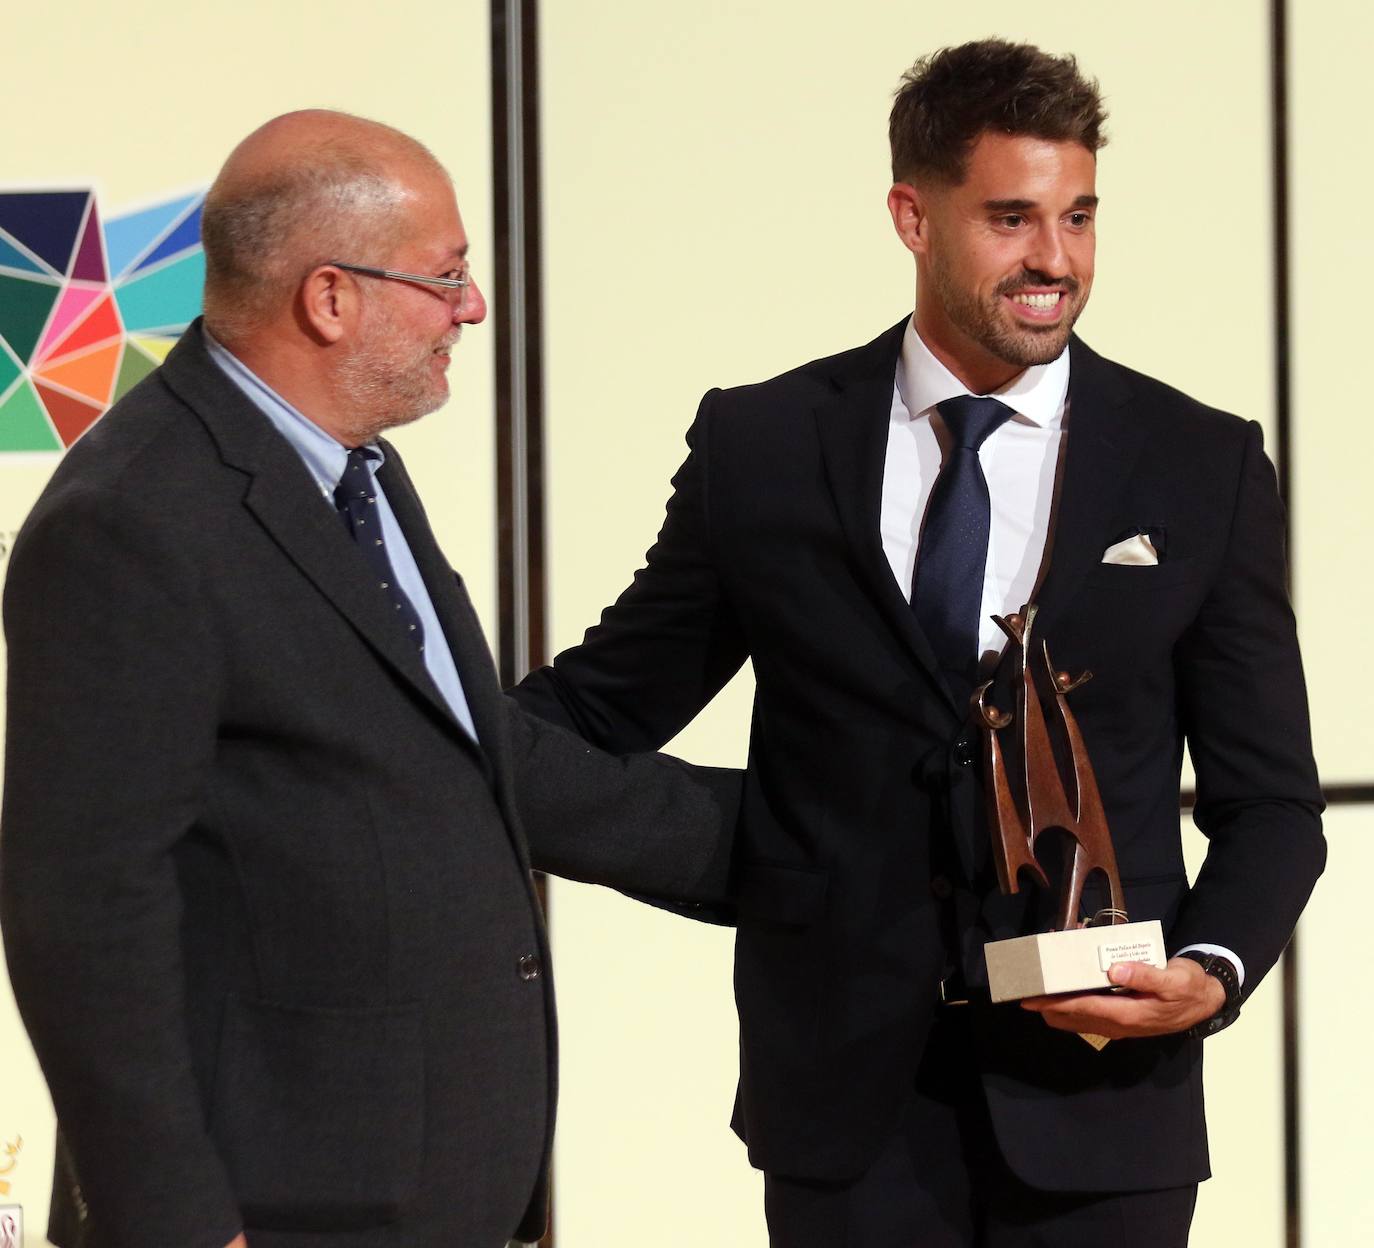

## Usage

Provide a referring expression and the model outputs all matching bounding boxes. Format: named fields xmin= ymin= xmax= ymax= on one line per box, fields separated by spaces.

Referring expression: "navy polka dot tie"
xmin=333 ymin=448 xmax=426 ymax=652
xmin=910 ymin=395 xmax=1013 ymax=709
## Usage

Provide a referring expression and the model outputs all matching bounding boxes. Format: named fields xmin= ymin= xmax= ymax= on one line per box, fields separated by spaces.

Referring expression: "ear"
xmin=298 ymin=265 xmax=357 ymax=344
xmin=887 ymin=182 xmax=931 ymax=257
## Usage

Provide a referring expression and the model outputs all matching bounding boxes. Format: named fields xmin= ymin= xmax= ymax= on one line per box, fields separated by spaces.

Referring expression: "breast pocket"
xmin=1085 ymin=556 xmax=1208 ymax=593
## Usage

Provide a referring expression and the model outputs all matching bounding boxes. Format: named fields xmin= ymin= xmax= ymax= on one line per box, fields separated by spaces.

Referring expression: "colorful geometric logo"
xmin=0 ymin=189 xmax=205 ymax=453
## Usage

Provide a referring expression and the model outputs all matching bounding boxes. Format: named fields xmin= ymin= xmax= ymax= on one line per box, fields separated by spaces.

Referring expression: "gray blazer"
xmin=0 ymin=323 xmax=737 ymax=1248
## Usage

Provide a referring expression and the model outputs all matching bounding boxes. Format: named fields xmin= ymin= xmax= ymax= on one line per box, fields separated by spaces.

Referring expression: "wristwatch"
xmin=1179 ymin=950 xmax=1242 ymax=1038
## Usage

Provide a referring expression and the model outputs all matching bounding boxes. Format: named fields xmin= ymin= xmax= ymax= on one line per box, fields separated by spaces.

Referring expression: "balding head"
xmin=201 ymin=110 xmax=448 ymax=343
xmin=197 ymin=111 xmax=483 ymax=447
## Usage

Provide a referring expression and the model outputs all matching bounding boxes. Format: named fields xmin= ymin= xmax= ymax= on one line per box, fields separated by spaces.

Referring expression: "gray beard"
xmin=333 ymin=326 xmax=450 ymax=443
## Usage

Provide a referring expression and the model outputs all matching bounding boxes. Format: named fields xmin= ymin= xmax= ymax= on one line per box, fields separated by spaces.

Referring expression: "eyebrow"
xmin=982 ymin=195 xmax=1100 ymax=212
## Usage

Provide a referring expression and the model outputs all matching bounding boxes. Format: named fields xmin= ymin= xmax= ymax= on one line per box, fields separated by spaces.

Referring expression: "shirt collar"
xmin=895 ymin=315 xmax=1069 ymax=429
xmin=203 ymin=329 xmax=384 ymax=499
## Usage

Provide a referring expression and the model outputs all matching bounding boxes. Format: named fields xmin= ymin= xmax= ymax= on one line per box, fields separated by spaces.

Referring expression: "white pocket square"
xmin=1101 ymin=534 xmax=1159 ymax=566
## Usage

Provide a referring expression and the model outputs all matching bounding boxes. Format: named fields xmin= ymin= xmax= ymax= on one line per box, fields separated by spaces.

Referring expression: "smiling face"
xmin=891 ymin=130 xmax=1097 ymax=393
xmin=335 ymin=164 xmax=488 ymax=442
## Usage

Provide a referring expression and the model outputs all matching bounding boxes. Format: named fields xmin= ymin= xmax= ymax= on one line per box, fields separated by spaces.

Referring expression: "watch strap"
xmin=1179 ymin=949 xmax=1242 ymax=1038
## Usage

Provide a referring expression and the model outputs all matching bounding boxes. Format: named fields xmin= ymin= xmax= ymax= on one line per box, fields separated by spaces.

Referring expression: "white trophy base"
xmin=984 ymin=918 xmax=1166 ymax=1004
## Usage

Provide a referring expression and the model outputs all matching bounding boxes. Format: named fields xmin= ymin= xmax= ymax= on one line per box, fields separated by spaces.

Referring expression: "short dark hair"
xmin=889 ymin=39 xmax=1107 ymax=185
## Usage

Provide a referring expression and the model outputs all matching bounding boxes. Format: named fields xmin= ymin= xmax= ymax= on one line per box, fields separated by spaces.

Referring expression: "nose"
xmin=1025 ymin=225 xmax=1070 ymax=281
xmin=458 ymin=274 xmax=487 ymax=325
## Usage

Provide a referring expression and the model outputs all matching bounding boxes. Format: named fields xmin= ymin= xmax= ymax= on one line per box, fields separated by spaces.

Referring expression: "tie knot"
xmin=937 ymin=395 xmax=1013 ymax=451
xmin=334 ymin=447 xmax=379 ymax=509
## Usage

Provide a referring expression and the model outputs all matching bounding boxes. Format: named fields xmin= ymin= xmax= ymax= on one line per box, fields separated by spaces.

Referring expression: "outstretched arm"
xmin=506 ymin=696 xmax=741 ymax=905
xmin=513 ymin=393 xmax=749 ymax=752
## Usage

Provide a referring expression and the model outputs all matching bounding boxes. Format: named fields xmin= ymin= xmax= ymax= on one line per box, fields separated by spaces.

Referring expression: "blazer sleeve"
xmin=0 ymin=487 xmax=243 ymax=1248
xmin=505 ymin=697 xmax=740 ymax=904
xmin=1168 ymin=420 xmax=1326 ymax=993
xmin=512 ymin=391 xmax=749 ymax=751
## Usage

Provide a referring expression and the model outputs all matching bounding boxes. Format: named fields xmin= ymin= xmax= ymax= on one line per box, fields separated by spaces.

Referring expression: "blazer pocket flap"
xmin=735 ymin=862 xmax=829 ymax=926
xmin=211 ymin=994 xmax=425 ymax=1231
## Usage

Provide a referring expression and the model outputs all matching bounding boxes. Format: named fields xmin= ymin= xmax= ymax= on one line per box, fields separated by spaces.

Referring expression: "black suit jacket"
xmin=512 ymin=319 xmax=1325 ymax=1191
xmin=0 ymin=324 xmax=738 ymax=1248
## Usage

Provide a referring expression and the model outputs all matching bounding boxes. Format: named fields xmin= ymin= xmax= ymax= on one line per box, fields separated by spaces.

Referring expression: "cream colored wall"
xmin=0 ymin=3 xmax=1354 ymax=1246
xmin=1290 ymin=2 xmax=1372 ymax=783
xmin=1291 ymin=4 xmax=1374 ymax=1243
xmin=0 ymin=4 xmax=495 ymax=1241
xmin=540 ymin=4 xmax=1284 ymax=1246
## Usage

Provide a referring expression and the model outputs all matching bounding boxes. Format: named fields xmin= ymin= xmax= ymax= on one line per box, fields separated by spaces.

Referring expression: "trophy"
xmin=974 ymin=604 xmax=1165 ymax=1008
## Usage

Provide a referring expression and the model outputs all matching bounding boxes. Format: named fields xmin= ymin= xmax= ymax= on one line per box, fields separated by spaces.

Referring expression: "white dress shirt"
xmin=881 ymin=318 xmax=1243 ymax=985
xmin=881 ymin=316 xmax=1067 ymax=662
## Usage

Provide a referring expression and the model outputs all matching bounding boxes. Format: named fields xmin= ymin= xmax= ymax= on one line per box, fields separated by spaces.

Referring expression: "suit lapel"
xmin=1029 ymin=337 xmax=1146 ymax=639
xmin=811 ymin=328 xmax=1145 ymax=716
xmin=159 ymin=324 xmax=482 ymax=752
xmin=813 ymin=319 xmax=960 ymax=716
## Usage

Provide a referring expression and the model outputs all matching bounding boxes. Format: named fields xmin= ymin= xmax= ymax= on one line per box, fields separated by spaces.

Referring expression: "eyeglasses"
xmin=330 ymin=261 xmax=471 ymax=309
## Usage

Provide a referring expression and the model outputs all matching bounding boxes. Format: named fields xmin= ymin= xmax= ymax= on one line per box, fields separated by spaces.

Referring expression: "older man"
xmin=0 ymin=111 xmax=736 ymax=1248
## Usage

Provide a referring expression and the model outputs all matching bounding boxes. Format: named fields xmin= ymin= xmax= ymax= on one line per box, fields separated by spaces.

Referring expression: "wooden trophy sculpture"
xmin=974 ymin=604 xmax=1165 ymax=1007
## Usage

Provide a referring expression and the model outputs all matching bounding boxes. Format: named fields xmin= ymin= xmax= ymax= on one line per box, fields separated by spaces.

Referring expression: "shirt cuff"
xmin=1175 ymin=943 xmax=1245 ymax=989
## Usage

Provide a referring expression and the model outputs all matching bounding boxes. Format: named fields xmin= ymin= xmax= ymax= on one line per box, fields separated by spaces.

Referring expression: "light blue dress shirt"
xmin=204 ymin=332 xmax=479 ymax=743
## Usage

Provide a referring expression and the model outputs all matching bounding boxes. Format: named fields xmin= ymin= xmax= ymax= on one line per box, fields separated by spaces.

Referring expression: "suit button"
xmin=518 ymin=954 xmax=542 ymax=981
xmin=930 ymin=875 xmax=954 ymax=901
xmin=952 ymin=738 xmax=975 ymax=767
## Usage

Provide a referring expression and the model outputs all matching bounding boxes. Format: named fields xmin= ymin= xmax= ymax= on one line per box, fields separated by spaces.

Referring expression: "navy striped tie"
xmin=333 ymin=448 xmax=426 ymax=652
xmin=910 ymin=395 xmax=1012 ymax=708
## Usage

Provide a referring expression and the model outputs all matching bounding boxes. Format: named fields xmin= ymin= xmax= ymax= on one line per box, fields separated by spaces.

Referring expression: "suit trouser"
xmin=762 ymin=1010 xmax=1197 ymax=1248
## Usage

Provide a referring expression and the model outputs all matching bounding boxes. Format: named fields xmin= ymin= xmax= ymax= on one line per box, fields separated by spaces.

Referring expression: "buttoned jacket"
xmin=513 ymin=320 xmax=1325 ymax=1190
xmin=0 ymin=323 xmax=738 ymax=1248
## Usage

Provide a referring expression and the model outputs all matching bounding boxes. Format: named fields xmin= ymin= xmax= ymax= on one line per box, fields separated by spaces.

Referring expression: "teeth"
xmin=1011 ymin=292 xmax=1062 ymax=310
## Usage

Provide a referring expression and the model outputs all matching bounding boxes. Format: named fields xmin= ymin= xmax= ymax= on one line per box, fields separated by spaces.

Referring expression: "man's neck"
xmin=911 ymin=319 xmax=1025 ymax=395
xmin=209 ymin=327 xmax=352 ymax=446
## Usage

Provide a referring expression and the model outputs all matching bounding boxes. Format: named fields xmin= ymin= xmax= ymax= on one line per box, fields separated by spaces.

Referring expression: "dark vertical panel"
xmin=492 ymin=3 xmax=552 ymax=1246
xmin=491 ymin=0 xmax=547 ymax=690
xmin=1270 ymin=1 xmax=1298 ymax=1244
